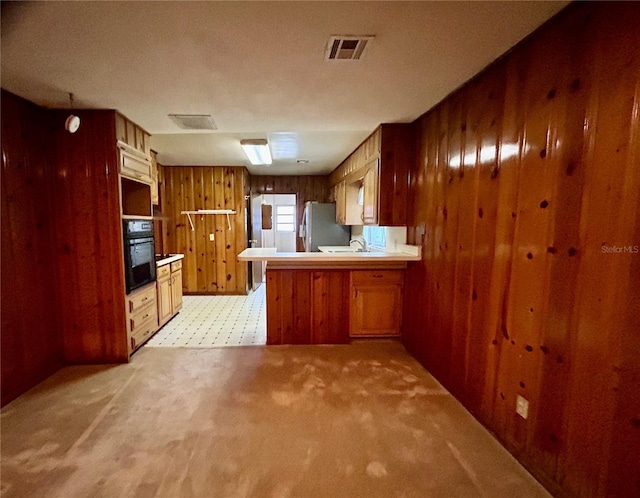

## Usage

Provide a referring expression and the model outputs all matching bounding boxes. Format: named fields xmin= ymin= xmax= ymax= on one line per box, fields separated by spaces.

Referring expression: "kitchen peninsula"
xmin=238 ymin=246 xmax=421 ymax=345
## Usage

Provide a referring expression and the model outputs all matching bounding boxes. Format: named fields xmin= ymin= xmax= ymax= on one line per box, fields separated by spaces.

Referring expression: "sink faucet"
xmin=350 ymin=237 xmax=367 ymax=252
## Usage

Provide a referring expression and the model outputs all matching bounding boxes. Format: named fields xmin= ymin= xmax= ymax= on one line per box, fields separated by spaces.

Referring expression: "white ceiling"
xmin=1 ymin=1 xmax=568 ymax=175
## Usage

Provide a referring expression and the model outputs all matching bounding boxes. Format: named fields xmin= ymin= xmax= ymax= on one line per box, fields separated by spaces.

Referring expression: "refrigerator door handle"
xmin=299 ymin=205 xmax=308 ymax=250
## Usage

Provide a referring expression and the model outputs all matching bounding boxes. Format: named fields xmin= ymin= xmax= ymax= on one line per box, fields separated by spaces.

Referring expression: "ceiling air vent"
xmin=325 ymin=36 xmax=374 ymax=61
xmin=168 ymin=114 xmax=217 ymax=131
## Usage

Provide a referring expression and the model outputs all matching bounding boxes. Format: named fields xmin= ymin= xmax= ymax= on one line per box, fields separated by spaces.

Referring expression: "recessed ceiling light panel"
xmin=241 ymin=139 xmax=272 ymax=166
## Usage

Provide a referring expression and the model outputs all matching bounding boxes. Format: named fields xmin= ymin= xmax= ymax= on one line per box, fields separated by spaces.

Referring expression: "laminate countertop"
xmin=155 ymin=254 xmax=184 ymax=267
xmin=237 ymin=246 xmax=421 ymax=269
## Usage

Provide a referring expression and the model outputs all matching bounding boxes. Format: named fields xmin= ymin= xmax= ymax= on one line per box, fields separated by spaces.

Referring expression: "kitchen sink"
xmin=318 ymin=246 xmax=367 ymax=253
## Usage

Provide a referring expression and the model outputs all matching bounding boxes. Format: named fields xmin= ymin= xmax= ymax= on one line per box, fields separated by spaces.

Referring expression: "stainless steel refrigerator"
xmin=299 ymin=202 xmax=350 ymax=251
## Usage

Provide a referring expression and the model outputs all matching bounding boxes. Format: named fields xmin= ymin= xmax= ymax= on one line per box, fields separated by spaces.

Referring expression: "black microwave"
xmin=123 ymin=220 xmax=156 ymax=294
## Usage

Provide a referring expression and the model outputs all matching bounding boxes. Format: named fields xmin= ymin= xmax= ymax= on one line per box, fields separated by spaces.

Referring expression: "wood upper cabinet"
xmin=350 ymin=270 xmax=403 ymax=336
xmin=118 ymin=145 xmax=152 ymax=184
xmin=334 ymin=181 xmax=347 ymax=224
xmin=362 ymin=159 xmax=379 ymax=225
xmin=116 ymin=112 xmax=151 ymax=157
xmin=330 ymin=123 xmax=412 ymax=226
xmin=150 ymin=150 xmax=159 ymax=205
xmin=116 ymin=112 xmax=153 ymax=185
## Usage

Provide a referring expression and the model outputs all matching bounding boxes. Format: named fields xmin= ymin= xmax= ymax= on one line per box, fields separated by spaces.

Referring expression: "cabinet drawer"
xmin=351 ymin=270 xmax=404 ymax=286
xmin=157 ymin=264 xmax=171 ymax=279
xmin=120 ymin=149 xmax=152 ymax=183
xmin=130 ymin=314 xmax=157 ymax=351
xmin=127 ymin=284 xmax=156 ymax=315
xmin=171 ymin=260 xmax=182 ymax=272
xmin=128 ymin=306 xmax=158 ymax=335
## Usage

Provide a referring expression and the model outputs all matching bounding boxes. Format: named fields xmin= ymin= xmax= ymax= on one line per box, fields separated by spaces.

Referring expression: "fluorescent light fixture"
xmin=240 ymin=139 xmax=272 ymax=165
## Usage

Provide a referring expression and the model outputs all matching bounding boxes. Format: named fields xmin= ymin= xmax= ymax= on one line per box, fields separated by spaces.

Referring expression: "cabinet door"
xmin=157 ymin=275 xmax=172 ymax=326
xmin=171 ymin=268 xmax=183 ymax=313
xmin=335 ymin=181 xmax=346 ymax=224
xmin=362 ymin=159 xmax=379 ymax=225
xmin=150 ymin=150 xmax=159 ymax=205
xmin=350 ymin=271 xmax=403 ymax=336
xmin=119 ymin=148 xmax=152 ymax=184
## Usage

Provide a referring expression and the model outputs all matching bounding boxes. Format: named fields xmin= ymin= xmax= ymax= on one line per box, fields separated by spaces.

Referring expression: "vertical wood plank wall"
xmin=1 ymin=91 xmax=63 ymax=406
xmin=51 ymin=109 xmax=129 ymax=363
xmin=403 ymin=4 xmax=640 ymax=497
xmin=162 ymin=166 xmax=248 ymax=294
xmin=2 ymin=95 xmax=133 ymax=403
xmin=250 ymin=175 xmax=330 ymax=251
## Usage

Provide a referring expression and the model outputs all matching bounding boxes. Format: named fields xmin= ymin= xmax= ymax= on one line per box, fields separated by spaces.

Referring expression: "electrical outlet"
xmin=209 ymin=233 xmax=215 ymax=241
xmin=516 ymin=395 xmax=529 ymax=420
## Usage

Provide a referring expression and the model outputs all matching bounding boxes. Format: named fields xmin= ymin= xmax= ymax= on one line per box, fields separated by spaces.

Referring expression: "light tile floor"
xmin=146 ymin=285 xmax=266 ymax=347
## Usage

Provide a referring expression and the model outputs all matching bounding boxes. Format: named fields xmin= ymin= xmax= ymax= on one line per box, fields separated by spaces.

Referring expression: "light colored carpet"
xmin=1 ymin=342 xmax=550 ymax=498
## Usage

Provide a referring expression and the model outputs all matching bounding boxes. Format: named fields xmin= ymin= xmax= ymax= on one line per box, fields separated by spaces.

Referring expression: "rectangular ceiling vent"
xmin=325 ymin=36 xmax=374 ymax=61
xmin=169 ymin=114 xmax=217 ymax=131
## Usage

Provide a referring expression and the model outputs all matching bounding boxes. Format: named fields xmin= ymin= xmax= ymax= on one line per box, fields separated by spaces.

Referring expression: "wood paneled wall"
xmin=162 ymin=166 xmax=249 ymax=294
xmin=250 ymin=175 xmax=330 ymax=251
xmin=2 ymin=95 xmax=135 ymax=402
xmin=1 ymin=91 xmax=62 ymax=406
xmin=403 ymin=3 xmax=640 ymax=497
xmin=51 ymin=109 xmax=128 ymax=363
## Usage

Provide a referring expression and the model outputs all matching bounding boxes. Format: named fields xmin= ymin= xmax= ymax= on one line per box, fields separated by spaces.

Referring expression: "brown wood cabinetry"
xmin=126 ymin=283 xmax=158 ymax=352
xmin=361 ymin=159 xmax=379 ymax=225
xmin=266 ymin=269 xmax=350 ymax=344
xmin=330 ymin=124 xmax=412 ymax=226
xmin=266 ymin=267 xmax=405 ymax=344
xmin=116 ymin=112 xmax=151 ymax=157
xmin=170 ymin=260 xmax=183 ymax=313
xmin=156 ymin=259 xmax=183 ymax=327
xmin=334 ymin=181 xmax=347 ymax=225
xmin=350 ymin=270 xmax=403 ymax=336
xmin=156 ymin=265 xmax=173 ymax=326
xmin=150 ymin=150 xmax=159 ymax=206
xmin=118 ymin=144 xmax=152 ymax=184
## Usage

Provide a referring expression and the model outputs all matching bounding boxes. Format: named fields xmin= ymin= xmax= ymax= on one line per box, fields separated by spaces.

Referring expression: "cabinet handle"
xmin=142 ymin=313 xmax=149 ymax=320
xmin=142 ymin=297 xmax=149 ymax=302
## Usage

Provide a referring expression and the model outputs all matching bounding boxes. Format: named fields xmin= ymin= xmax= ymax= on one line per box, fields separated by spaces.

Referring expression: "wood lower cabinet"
xmin=156 ymin=259 xmax=183 ymax=328
xmin=266 ymin=269 xmax=350 ymax=345
xmin=266 ymin=267 xmax=404 ymax=344
xmin=126 ymin=283 xmax=158 ymax=353
xmin=156 ymin=265 xmax=173 ymax=326
xmin=350 ymin=270 xmax=403 ymax=336
xmin=170 ymin=261 xmax=183 ymax=313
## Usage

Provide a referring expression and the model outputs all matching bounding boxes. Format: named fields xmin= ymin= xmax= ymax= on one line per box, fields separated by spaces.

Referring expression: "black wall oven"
xmin=123 ymin=219 xmax=156 ymax=294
